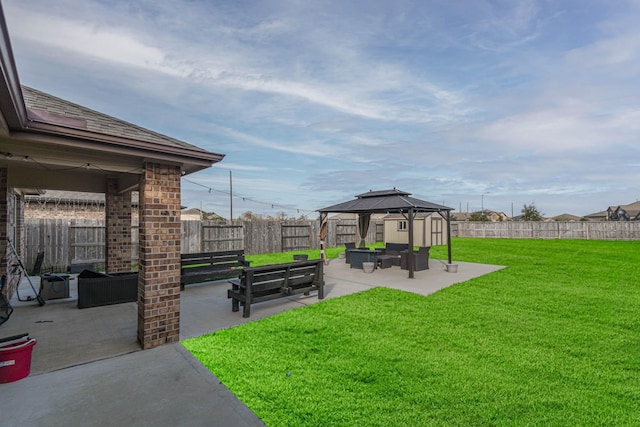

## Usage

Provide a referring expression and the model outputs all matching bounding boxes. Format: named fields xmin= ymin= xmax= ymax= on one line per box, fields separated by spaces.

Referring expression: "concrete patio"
xmin=0 ymin=257 xmax=504 ymax=426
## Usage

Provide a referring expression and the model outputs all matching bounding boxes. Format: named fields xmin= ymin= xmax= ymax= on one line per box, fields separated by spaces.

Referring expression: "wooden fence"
xmin=23 ymin=218 xmax=383 ymax=272
xmin=452 ymin=221 xmax=640 ymax=240
xmin=23 ymin=219 xmax=640 ymax=272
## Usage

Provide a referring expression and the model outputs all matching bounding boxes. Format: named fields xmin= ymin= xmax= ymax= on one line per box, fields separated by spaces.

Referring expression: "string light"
xmin=2 ymin=154 xmax=313 ymax=216
xmin=182 ymin=177 xmax=315 ymax=214
xmin=0 ymin=152 xmax=144 ymax=174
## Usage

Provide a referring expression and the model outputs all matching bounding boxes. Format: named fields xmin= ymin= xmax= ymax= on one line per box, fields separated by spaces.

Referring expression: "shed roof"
xmin=318 ymin=188 xmax=452 ymax=214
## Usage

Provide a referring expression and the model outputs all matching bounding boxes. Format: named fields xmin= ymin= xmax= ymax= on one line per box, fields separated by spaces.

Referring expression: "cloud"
xmin=6 ymin=0 xmax=640 ymax=217
xmin=7 ymin=7 xmax=190 ymax=78
xmin=7 ymin=1 xmax=468 ymax=127
xmin=465 ymin=0 xmax=543 ymax=51
xmin=564 ymin=31 xmax=640 ymax=73
xmin=207 ymin=124 xmax=350 ymax=158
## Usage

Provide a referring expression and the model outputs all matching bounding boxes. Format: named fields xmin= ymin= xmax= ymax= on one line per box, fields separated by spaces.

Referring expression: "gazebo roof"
xmin=318 ymin=188 xmax=453 ymax=214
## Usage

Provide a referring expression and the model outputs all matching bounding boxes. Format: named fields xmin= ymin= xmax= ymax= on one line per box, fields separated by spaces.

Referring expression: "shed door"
xmin=431 ymin=218 xmax=444 ymax=246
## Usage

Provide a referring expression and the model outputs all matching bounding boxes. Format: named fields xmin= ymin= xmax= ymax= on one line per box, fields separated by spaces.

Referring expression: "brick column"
xmin=137 ymin=163 xmax=181 ymax=348
xmin=105 ymin=179 xmax=132 ymax=273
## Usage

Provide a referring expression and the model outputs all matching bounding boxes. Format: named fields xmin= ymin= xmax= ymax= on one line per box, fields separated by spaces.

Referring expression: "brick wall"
xmin=0 ymin=167 xmax=18 ymax=299
xmin=137 ymin=163 xmax=181 ymax=349
xmin=25 ymin=200 xmax=139 ymax=221
xmin=105 ymin=179 xmax=132 ymax=273
xmin=25 ymin=202 xmax=105 ymax=220
xmin=16 ymin=194 xmax=23 ymax=260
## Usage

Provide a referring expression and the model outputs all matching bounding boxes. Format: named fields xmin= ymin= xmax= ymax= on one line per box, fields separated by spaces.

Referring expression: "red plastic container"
xmin=0 ymin=338 xmax=37 ymax=383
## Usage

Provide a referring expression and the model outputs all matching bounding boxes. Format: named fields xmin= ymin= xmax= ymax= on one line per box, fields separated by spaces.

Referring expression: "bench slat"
xmin=181 ymin=251 xmax=249 ymax=289
xmin=227 ymin=259 xmax=324 ymax=317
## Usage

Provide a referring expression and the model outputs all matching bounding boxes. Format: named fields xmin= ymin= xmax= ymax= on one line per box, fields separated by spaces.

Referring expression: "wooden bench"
xmin=227 ymin=259 xmax=324 ymax=318
xmin=181 ymin=250 xmax=250 ymax=290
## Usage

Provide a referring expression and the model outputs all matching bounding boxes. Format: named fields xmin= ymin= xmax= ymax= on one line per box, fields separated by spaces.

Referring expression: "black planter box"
xmin=77 ymin=271 xmax=138 ymax=309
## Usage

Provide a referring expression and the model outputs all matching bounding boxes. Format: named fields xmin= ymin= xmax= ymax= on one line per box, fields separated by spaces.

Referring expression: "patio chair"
xmin=400 ymin=246 xmax=431 ymax=271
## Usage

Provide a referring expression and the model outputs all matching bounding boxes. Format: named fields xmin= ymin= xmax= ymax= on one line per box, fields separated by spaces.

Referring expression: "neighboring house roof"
xmin=451 ymin=212 xmax=472 ymax=221
xmin=484 ymin=210 xmax=509 ymax=221
xmin=606 ymin=202 xmax=640 ymax=221
xmin=551 ymin=213 xmax=583 ymax=222
xmin=180 ymin=208 xmax=224 ymax=220
xmin=585 ymin=201 xmax=640 ymax=221
xmin=181 ymin=208 xmax=203 ymax=220
xmin=584 ymin=210 xmax=607 ymax=220
xmin=450 ymin=211 xmax=509 ymax=221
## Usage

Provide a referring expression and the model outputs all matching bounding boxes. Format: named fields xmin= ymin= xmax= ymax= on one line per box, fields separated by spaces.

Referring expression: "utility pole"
xmin=481 ymin=192 xmax=490 ymax=214
xmin=229 ymin=170 xmax=233 ymax=221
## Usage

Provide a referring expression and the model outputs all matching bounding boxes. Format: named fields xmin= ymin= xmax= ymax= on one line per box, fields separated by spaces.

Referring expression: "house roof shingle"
xmin=22 ymin=86 xmax=214 ymax=155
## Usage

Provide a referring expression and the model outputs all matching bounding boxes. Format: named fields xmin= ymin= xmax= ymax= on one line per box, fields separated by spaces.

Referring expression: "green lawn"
xmin=182 ymin=238 xmax=640 ymax=426
xmin=244 ymin=243 xmax=383 ymax=266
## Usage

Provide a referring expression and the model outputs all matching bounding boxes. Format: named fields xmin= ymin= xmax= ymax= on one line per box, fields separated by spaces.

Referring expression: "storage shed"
xmin=383 ymin=212 xmax=448 ymax=247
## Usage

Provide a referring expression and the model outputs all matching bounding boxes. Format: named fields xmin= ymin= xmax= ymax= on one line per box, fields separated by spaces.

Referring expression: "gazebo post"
xmin=446 ymin=210 xmax=452 ymax=264
xmin=408 ymin=207 xmax=415 ymax=279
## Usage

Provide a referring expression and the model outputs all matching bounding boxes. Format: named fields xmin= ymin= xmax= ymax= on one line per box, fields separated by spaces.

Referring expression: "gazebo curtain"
xmin=357 ymin=213 xmax=371 ymax=248
xmin=318 ymin=212 xmax=329 ymax=265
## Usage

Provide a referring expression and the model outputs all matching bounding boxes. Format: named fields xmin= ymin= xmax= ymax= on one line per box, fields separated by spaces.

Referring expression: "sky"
xmin=4 ymin=0 xmax=640 ymax=219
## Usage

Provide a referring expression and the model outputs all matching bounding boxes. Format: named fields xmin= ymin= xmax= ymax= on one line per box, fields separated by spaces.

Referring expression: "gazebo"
xmin=318 ymin=189 xmax=454 ymax=278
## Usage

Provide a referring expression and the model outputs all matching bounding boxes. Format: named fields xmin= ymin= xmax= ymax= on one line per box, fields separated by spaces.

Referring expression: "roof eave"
xmin=0 ymin=6 xmax=28 ymax=129
xmin=11 ymin=123 xmax=224 ymax=166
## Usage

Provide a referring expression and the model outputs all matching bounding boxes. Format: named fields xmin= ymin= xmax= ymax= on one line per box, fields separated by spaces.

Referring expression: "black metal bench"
xmin=227 ymin=259 xmax=324 ymax=318
xmin=181 ymin=250 xmax=250 ymax=290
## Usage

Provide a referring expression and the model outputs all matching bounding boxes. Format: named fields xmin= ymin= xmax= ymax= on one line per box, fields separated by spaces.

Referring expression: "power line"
xmin=182 ymin=177 xmax=315 ymax=214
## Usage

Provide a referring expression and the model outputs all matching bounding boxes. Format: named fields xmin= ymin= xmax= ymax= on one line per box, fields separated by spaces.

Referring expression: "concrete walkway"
xmin=0 ymin=258 xmax=504 ymax=426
